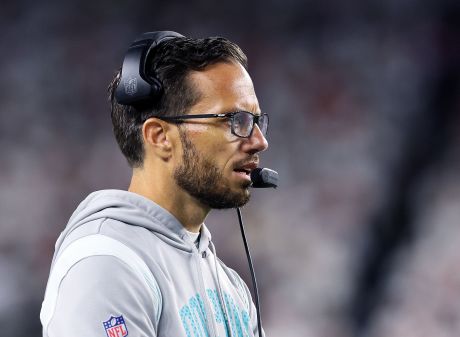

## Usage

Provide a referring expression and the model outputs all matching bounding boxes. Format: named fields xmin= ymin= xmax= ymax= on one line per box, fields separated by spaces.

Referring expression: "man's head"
xmin=108 ymin=34 xmax=268 ymax=209
xmin=108 ymin=36 xmax=248 ymax=167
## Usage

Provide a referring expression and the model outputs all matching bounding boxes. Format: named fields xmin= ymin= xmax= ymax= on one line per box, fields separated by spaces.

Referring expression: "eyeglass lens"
xmin=233 ymin=112 xmax=268 ymax=137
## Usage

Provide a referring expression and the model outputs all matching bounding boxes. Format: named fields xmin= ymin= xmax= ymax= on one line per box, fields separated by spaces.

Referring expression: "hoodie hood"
xmin=53 ymin=189 xmax=212 ymax=260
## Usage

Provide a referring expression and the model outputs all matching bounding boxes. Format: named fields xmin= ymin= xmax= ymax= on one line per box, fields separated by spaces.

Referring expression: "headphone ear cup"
xmin=115 ymin=31 xmax=184 ymax=106
xmin=149 ymin=76 xmax=163 ymax=99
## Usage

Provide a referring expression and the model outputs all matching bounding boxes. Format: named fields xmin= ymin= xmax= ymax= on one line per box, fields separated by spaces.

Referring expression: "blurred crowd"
xmin=1 ymin=0 xmax=459 ymax=336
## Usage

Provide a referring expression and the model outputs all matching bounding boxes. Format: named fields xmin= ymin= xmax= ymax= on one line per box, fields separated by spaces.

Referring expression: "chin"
xmin=234 ymin=188 xmax=251 ymax=207
xmin=205 ymin=188 xmax=251 ymax=209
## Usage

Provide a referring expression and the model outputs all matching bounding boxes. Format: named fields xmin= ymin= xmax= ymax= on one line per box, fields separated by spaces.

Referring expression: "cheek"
xmin=194 ymin=134 xmax=239 ymax=169
xmin=184 ymin=121 xmax=241 ymax=161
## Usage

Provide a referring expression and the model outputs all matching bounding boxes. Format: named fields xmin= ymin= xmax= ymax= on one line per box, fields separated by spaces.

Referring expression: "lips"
xmin=233 ymin=162 xmax=258 ymax=175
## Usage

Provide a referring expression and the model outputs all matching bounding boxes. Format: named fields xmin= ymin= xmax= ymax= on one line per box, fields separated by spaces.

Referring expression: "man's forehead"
xmin=188 ymin=62 xmax=259 ymax=112
xmin=188 ymin=62 xmax=252 ymax=89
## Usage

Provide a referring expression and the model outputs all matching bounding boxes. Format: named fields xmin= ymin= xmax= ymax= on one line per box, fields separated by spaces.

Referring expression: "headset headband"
xmin=115 ymin=31 xmax=185 ymax=106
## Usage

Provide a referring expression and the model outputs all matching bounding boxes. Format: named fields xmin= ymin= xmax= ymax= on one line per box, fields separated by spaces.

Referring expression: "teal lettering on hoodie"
xmin=181 ymin=290 xmax=250 ymax=337
xmin=226 ymin=292 xmax=245 ymax=337
xmin=180 ymin=294 xmax=209 ymax=337
xmin=207 ymin=289 xmax=230 ymax=337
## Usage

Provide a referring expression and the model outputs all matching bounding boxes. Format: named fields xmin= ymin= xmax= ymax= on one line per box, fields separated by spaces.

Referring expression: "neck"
xmin=128 ymin=168 xmax=209 ymax=233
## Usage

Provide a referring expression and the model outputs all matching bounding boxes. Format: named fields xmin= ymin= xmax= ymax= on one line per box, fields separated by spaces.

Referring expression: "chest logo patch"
xmin=103 ymin=315 xmax=129 ymax=337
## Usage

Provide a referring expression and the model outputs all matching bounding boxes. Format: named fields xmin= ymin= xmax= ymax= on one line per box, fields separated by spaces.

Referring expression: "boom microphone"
xmin=250 ymin=168 xmax=279 ymax=188
xmin=239 ymin=167 xmax=278 ymax=336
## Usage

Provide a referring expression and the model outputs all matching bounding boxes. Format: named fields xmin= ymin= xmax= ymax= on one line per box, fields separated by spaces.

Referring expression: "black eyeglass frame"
xmin=156 ymin=111 xmax=269 ymax=138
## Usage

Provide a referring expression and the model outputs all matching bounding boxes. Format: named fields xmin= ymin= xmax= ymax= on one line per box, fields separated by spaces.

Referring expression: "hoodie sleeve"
xmin=45 ymin=255 xmax=160 ymax=337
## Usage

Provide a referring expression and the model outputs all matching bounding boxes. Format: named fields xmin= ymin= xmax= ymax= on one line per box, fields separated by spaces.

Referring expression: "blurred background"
xmin=1 ymin=0 xmax=460 ymax=336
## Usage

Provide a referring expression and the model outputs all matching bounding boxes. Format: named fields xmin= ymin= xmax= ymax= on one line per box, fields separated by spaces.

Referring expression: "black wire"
xmin=236 ymin=207 xmax=263 ymax=337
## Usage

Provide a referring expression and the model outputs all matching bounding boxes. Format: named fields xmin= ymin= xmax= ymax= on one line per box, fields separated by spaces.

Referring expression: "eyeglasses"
xmin=157 ymin=111 xmax=269 ymax=138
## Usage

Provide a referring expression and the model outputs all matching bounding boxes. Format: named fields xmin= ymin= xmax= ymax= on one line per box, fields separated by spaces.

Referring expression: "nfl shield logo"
xmin=103 ymin=315 xmax=129 ymax=337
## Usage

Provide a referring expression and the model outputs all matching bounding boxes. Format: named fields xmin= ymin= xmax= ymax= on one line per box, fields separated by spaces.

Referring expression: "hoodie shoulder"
xmin=41 ymin=234 xmax=162 ymax=337
xmin=53 ymin=190 xmax=195 ymax=262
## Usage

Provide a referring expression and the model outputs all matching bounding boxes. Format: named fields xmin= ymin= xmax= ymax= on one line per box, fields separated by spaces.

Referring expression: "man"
xmin=40 ymin=31 xmax=269 ymax=337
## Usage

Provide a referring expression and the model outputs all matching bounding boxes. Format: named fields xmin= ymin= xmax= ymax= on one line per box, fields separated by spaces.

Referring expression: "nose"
xmin=242 ymin=124 xmax=269 ymax=154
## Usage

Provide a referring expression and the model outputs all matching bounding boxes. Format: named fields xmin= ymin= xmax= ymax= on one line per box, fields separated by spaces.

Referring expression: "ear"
xmin=142 ymin=118 xmax=173 ymax=160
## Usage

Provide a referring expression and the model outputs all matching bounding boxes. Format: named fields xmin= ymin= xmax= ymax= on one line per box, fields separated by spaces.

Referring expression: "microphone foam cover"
xmin=250 ymin=168 xmax=279 ymax=188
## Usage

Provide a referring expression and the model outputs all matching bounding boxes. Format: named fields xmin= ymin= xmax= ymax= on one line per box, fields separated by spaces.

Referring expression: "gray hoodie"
xmin=40 ymin=189 xmax=263 ymax=337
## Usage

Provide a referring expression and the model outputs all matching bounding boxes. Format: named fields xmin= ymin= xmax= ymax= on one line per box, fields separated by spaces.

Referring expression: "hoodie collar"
xmin=59 ymin=190 xmax=212 ymax=255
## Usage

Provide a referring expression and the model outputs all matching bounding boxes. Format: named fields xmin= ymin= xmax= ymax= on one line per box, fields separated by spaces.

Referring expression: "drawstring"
xmin=209 ymin=241 xmax=234 ymax=337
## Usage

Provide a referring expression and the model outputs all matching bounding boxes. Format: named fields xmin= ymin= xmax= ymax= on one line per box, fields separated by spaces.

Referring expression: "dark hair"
xmin=108 ymin=36 xmax=248 ymax=167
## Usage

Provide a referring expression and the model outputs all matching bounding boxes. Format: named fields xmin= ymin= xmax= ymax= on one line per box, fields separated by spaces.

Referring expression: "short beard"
xmin=173 ymin=128 xmax=251 ymax=209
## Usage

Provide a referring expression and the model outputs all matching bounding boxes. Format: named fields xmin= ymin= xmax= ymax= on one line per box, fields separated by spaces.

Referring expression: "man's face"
xmin=173 ymin=61 xmax=268 ymax=209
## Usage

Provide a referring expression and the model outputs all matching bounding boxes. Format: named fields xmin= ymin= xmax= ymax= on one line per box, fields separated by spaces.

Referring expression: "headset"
xmin=115 ymin=31 xmax=184 ymax=106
